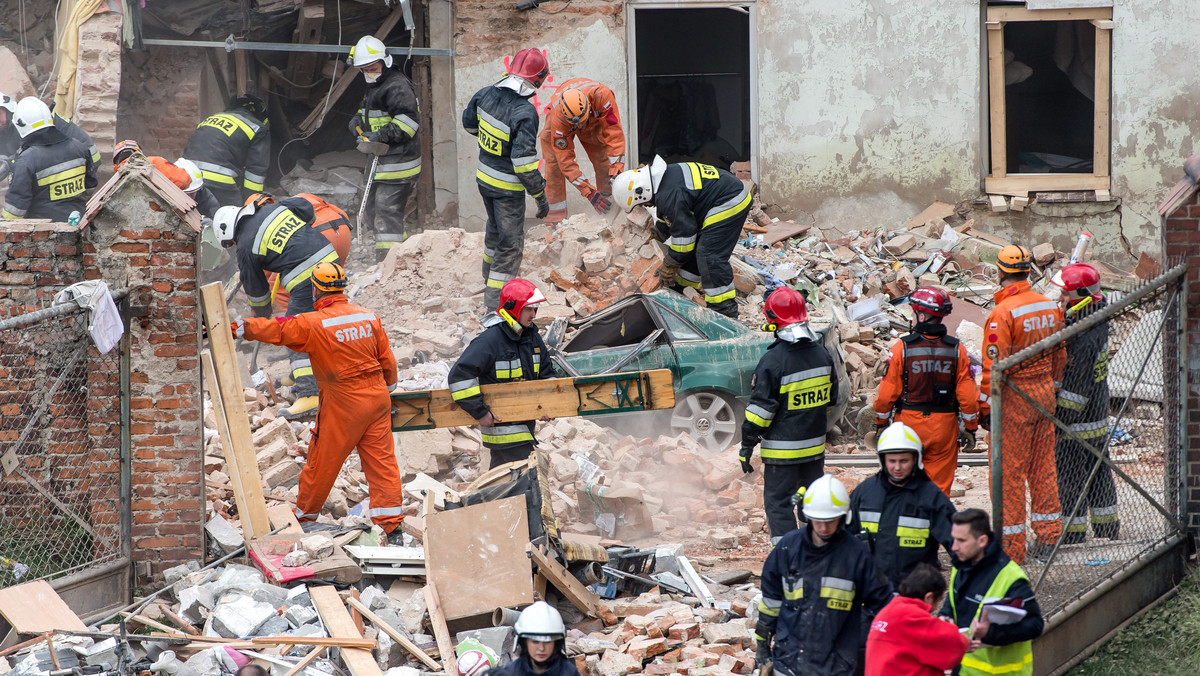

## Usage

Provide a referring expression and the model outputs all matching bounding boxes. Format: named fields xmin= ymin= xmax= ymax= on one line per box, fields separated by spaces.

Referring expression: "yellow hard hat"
xmin=996 ymin=245 xmax=1032 ymax=274
xmin=311 ymin=261 xmax=348 ymax=293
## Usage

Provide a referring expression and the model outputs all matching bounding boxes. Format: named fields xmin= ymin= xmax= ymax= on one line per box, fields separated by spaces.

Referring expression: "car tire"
xmin=669 ymin=390 xmax=744 ymax=455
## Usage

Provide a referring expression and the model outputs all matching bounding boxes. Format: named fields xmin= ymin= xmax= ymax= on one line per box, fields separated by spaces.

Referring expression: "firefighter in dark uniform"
xmin=1051 ymin=263 xmax=1119 ymax=542
xmin=849 ymin=421 xmax=956 ymax=588
xmin=612 ymin=155 xmax=752 ymax=319
xmin=211 ymin=196 xmax=342 ymax=418
xmin=448 ymin=279 xmax=559 ymax=469
xmin=756 ymin=474 xmax=893 ymax=676
xmin=52 ymin=111 xmax=100 ymax=184
xmin=462 ymin=48 xmax=551 ymax=310
xmin=182 ymin=93 xmax=271 ymax=207
xmin=2 ymin=97 xmax=95 ymax=220
xmin=739 ymin=287 xmax=838 ymax=545
xmin=348 ymin=35 xmax=422 ymax=261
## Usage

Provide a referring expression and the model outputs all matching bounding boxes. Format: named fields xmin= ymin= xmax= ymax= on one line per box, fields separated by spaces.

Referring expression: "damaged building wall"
xmin=116 ymin=48 xmax=207 ymax=162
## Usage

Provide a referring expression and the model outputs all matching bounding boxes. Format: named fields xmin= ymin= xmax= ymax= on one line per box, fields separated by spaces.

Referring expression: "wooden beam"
xmin=251 ymin=636 xmax=377 ymax=649
xmin=986 ymin=21 xmax=1007 ymax=179
xmin=200 ymin=282 xmax=271 ymax=540
xmin=299 ymin=3 xmax=409 ymax=133
xmin=412 ymin=0 xmax=435 ymax=225
xmin=986 ymin=6 xmax=1111 ymax=22
xmin=1093 ymin=21 xmax=1112 ymax=179
xmin=235 ymin=51 xmax=249 ymax=96
xmin=677 ymin=556 xmax=716 ymax=608
xmin=161 ymin=607 xmax=201 ymax=636
xmin=422 ymin=583 xmax=459 ymax=676
xmin=206 ymin=49 xmax=231 ymax=105
xmin=346 ymin=596 xmax=443 ymax=671
xmin=985 ymin=174 xmax=1110 ymax=195
xmin=527 ymin=545 xmax=598 ymax=618
xmin=283 ymin=645 xmax=326 ymax=676
xmin=308 ymin=586 xmax=383 ymax=676
xmin=267 ymin=503 xmax=304 ymax=534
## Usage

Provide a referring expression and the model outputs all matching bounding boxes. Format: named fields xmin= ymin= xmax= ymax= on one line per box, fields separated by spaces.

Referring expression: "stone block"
xmin=394 ymin=427 xmax=455 ymax=475
xmin=177 ymin=585 xmax=215 ymax=624
xmin=360 ymin=584 xmax=393 ymax=611
xmin=299 ymin=533 xmax=334 ymax=559
xmin=708 ymin=531 xmax=738 ymax=550
xmin=284 ymin=604 xmax=318 ymax=627
xmin=582 ymin=239 xmax=614 ymax=272
xmin=263 ymin=459 xmax=302 ymax=488
xmin=0 ymin=47 xmax=36 ymax=101
xmin=882 ymin=234 xmax=916 ymax=255
xmin=253 ymin=417 xmax=297 ymax=450
xmin=598 ymin=649 xmax=643 ymax=675
xmin=256 ymin=438 xmax=290 ymax=470
xmin=669 ymin=623 xmax=700 ymax=641
xmin=211 ymin=594 xmax=277 ymax=638
xmin=205 ymin=514 xmax=244 ymax=554
xmin=1031 ymin=242 xmax=1056 ymax=266
xmin=700 ymin=622 xmax=753 ymax=649
xmin=281 ymin=550 xmax=309 ymax=567
xmin=626 ymin=637 xmax=668 ymax=661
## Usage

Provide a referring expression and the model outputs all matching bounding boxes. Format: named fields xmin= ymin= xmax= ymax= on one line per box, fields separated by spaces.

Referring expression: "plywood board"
xmin=902 ymin=201 xmax=955 ymax=231
xmin=424 ymin=496 xmax=534 ymax=621
xmin=528 ymin=546 xmax=597 ymax=618
xmin=405 ymin=473 xmax=460 ymax=509
xmin=308 ymin=586 xmax=382 ymax=676
xmin=0 ymin=581 xmax=87 ymax=634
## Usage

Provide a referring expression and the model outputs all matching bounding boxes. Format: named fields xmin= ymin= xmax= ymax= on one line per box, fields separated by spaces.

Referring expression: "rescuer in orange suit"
xmin=232 ymin=262 xmax=407 ymax=543
xmin=873 ymin=286 xmax=979 ymax=497
xmin=979 ymin=245 xmax=1066 ymax=564
xmin=538 ymin=78 xmax=626 ymax=223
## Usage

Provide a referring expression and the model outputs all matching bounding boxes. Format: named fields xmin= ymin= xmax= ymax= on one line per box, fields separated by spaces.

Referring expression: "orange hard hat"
xmin=557 ymin=88 xmax=589 ymax=125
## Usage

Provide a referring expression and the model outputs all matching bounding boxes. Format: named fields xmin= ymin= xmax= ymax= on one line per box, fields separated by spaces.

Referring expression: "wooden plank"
xmin=391 ymin=369 xmax=675 ymax=431
xmin=251 ymin=636 xmax=377 ymax=649
xmin=235 ymin=51 xmax=249 ymax=96
xmin=986 ymin=21 xmax=1007 ymax=179
xmin=161 ymin=607 xmax=201 ymax=636
xmin=346 ymin=596 xmax=442 ymax=671
xmin=902 ymin=201 xmax=955 ymax=231
xmin=1093 ymin=21 xmax=1111 ymax=179
xmin=985 ymin=174 xmax=1110 ymax=195
xmin=422 ymin=583 xmax=458 ymax=676
xmin=200 ymin=282 xmax=271 ymax=540
xmin=120 ymin=612 xmax=187 ymax=637
xmin=344 ymin=546 xmax=426 ymax=564
xmin=308 ymin=586 xmax=383 ymax=676
xmin=424 ymin=496 xmax=534 ymax=620
xmin=405 ymin=472 xmax=460 ymax=508
xmin=268 ymin=503 xmax=304 ymax=534
xmin=299 ymin=3 xmax=408 ymax=133
xmin=527 ymin=545 xmax=598 ymax=618
xmin=285 ymin=0 xmax=326 ymax=99
xmin=283 ymin=645 xmax=326 ymax=676
xmin=0 ymin=581 xmax=87 ymax=635
xmin=677 ymin=556 xmax=716 ymax=608
xmin=987 ymin=5 xmax=1111 ymax=22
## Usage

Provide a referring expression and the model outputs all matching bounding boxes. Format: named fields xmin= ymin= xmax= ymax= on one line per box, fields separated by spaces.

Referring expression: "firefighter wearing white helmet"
xmin=497 ymin=601 xmax=580 ymax=676
xmin=848 ymin=422 xmax=957 ymax=588
xmin=2 ymin=97 xmax=95 ymax=220
xmin=612 ymin=155 xmax=750 ymax=319
xmin=756 ymin=474 xmax=892 ymax=676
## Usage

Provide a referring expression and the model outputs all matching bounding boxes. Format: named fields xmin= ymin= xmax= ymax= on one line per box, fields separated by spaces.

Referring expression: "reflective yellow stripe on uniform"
xmin=36 ymin=159 xmax=87 ymax=186
xmin=1067 ymin=420 xmax=1109 ymax=439
xmin=745 ymin=404 xmax=773 ymax=428
xmin=477 ymin=162 xmax=522 ymax=191
xmin=703 ymin=187 xmax=752 ymax=228
xmin=391 ymin=113 xmax=419 ymax=137
xmin=450 ymin=378 xmax=482 ymax=401
xmin=495 ymin=358 xmax=523 ymax=380
xmin=282 ymin=246 xmax=339 ymax=291
xmin=512 ymin=154 xmax=539 ymax=174
xmin=194 ymin=160 xmax=238 ymax=185
xmin=704 ymin=283 xmax=736 ymax=305
xmin=1056 ymin=389 xmax=1088 ymax=412
xmin=677 ymin=269 xmax=702 ymax=289
xmin=783 ymin=577 xmax=803 ymax=601
xmin=376 ymin=158 xmax=421 ymax=181
xmin=760 ymin=435 xmax=825 ymax=460
xmin=859 ymin=510 xmax=881 ymax=533
xmin=480 ymin=423 xmax=535 ymax=445
xmin=896 ymin=516 xmax=930 ymax=547
xmin=757 ymin=597 xmax=781 ymax=617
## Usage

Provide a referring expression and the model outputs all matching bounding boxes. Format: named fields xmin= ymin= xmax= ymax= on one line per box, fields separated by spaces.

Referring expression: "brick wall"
xmin=116 ymin=48 xmax=205 ymax=162
xmin=1161 ymin=184 xmax=1199 ymax=532
xmin=0 ymin=223 xmax=84 ymax=314
xmin=74 ymin=11 xmax=123 ymax=172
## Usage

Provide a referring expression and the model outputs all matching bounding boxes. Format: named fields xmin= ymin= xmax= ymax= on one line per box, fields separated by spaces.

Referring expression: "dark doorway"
xmin=1003 ymin=20 xmax=1095 ymax=174
xmin=634 ymin=7 xmax=751 ymax=171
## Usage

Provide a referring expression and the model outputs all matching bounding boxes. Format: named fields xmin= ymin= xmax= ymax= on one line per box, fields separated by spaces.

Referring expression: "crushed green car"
xmin=545 ymin=291 xmax=849 ymax=454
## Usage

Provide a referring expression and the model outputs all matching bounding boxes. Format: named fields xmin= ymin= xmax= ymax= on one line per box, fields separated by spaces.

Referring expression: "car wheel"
xmin=669 ymin=390 xmax=743 ymax=455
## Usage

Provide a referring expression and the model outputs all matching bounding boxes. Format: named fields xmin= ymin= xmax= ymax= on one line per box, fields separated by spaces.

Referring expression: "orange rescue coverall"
xmin=242 ymin=293 xmax=404 ymax=532
xmin=873 ymin=331 xmax=979 ymax=496
xmin=980 ymin=280 xmax=1066 ymax=563
xmin=270 ymin=194 xmax=353 ymax=314
xmin=538 ymin=78 xmax=626 ymax=223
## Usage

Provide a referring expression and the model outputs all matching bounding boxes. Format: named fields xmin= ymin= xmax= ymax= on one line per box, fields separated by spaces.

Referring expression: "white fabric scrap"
xmin=52 ymin=280 xmax=124 ymax=353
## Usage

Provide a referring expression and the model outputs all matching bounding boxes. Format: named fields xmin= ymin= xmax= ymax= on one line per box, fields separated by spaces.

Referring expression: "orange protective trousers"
xmin=991 ymin=378 xmax=1062 ymax=564
xmin=539 ymin=124 xmax=612 ymax=223
xmin=895 ymin=410 xmax=959 ymax=495
xmin=295 ymin=370 xmax=404 ymax=532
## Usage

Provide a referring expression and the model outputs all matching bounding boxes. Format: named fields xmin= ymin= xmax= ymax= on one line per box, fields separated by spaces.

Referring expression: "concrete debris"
xmin=204 ymin=514 xmax=245 ymax=554
xmin=210 ymin=593 xmax=278 ymax=638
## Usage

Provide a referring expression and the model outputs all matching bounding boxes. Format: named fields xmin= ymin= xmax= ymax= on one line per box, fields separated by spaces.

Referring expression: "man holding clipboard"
xmin=940 ymin=509 xmax=1044 ymax=676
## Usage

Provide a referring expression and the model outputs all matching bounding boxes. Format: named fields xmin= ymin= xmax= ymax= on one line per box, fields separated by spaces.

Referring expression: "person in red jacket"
xmin=865 ymin=563 xmax=969 ymax=676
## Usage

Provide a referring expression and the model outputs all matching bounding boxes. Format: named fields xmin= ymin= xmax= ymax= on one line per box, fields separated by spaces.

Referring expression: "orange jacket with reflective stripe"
xmin=874 ymin=332 xmax=979 ymax=430
xmin=242 ymin=294 xmax=397 ymax=391
xmin=979 ymin=280 xmax=1065 ymax=413
xmin=543 ymin=78 xmax=626 ymax=183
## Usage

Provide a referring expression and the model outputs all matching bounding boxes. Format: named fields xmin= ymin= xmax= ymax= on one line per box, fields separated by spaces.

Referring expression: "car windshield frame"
xmin=646 ymin=297 xmax=709 ymax=343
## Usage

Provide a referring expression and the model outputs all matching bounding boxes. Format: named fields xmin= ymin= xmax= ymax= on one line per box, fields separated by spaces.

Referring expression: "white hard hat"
xmin=0 ymin=92 xmax=15 ymax=115
xmin=513 ymin=600 xmax=565 ymax=642
xmin=350 ymin=35 xmax=393 ymax=69
xmin=13 ymin=97 xmax=53 ymax=138
xmin=612 ymin=155 xmax=667 ymax=213
xmin=174 ymin=158 xmax=204 ymax=193
xmin=801 ymin=474 xmax=852 ymax=523
xmin=876 ymin=421 xmax=923 ymax=469
xmin=212 ymin=204 xmax=253 ymax=247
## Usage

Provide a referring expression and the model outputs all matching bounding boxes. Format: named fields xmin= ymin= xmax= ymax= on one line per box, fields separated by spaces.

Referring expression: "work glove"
xmin=359 ymin=131 xmax=381 ymax=144
xmin=608 ymin=161 xmax=625 ymax=179
xmin=230 ymin=319 xmax=245 ymax=340
xmin=649 ymin=220 xmax=670 ymax=243
xmin=657 ymin=258 xmax=680 ymax=286
xmin=588 ymin=190 xmax=613 ymax=215
xmin=534 ymin=192 xmax=550 ymax=220
xmin=739 ymin=447 xmax=754 ymax=474
xmin=755 ymin=640 xmax=772 ymax=668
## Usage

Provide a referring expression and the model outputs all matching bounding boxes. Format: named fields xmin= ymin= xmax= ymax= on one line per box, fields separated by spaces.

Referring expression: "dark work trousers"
xmin=678 ymin=208 xmax=749 ymax=319
xmin=1055 ymin=436 xmax=1119 ymax=541
xmin=763 ymin=459 xmax=825 ymax=544
xmin=489 ymin=443 xmax=534 ymax=469
xmin=367 ymin=178 xmax=416 ymax=262
xmin=285 ymin=279 xmax=319 ymax=398
xmin=481 ymin=191 xmax=527 ymax=310
xmin=207 ymin=182 xmax=245 ymax=208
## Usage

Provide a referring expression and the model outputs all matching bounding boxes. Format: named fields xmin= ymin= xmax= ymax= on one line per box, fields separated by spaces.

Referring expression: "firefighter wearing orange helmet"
xmin=231 ymin=262 xmax=407 ymax=542
xmin=873 ymin=286 xmax=979 ymax=496
xmin=980 ymin=245 xmax=1066 ymax=564
xmin=538 ymin=78 xmax=626 ymax=223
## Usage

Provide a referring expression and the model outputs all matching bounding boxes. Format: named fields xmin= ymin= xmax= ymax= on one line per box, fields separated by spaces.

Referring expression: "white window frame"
xmin=624 ymin=1 xmax=759 ymax=180
xmin=984 ymin=5 xmax=1113 ymax=196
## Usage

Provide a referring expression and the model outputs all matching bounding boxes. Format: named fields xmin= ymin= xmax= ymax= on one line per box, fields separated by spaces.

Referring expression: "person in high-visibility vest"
xmin=940 ymin=508 xmax=1043 ymax=676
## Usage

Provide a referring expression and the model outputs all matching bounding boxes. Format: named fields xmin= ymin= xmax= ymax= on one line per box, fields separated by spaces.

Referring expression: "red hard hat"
xmin=763 ymin=287 xmax=807 ymax=329
xmin=1052 ymin=263 xmax=1102 ymax=301
xmin=508 ymin=48 xmax=550 ymax=89
xmin=909 ymin=286 xmax=953 ymax=318
xmin=498 ymin=278 xmax=547 ymax=317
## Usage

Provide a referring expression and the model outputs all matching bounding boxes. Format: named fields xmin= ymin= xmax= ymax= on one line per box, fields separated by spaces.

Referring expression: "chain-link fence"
xmin=990 ymin=264 xmax=1185 ymax=617
xmin=0 ymin=303 xmax=127 ymax=589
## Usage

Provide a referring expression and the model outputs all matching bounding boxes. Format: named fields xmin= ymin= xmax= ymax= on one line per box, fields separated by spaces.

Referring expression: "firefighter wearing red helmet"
xmin=1051 ymin=263 xmax=1119 ymax=542
xmin=873 ymin=286 xmax=980 ymax=497
xmin=462 ymin=48 xmax=551 ymax=311
xmin=448 ymin=279 xmax=560 ymax=468
xmin=740 ymin=287 xmax=840 ymax=545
